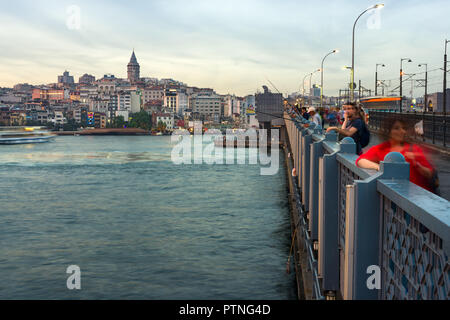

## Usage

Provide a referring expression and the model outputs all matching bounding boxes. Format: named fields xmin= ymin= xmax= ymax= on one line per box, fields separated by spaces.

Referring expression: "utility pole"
xmin=375 ymin=64 xmax=385 ymax=96
xmin=359 ymin=80 xmax=362 ymax=100
xmin=443 ymin=39 xmax=449 ymax=146
xmin=418 ymin=64 xmax=428 ymax=112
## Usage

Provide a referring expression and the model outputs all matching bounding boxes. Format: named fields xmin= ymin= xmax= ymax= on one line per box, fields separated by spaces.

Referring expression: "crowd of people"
xmin=297 ymin=103 xmax=439 ymax=195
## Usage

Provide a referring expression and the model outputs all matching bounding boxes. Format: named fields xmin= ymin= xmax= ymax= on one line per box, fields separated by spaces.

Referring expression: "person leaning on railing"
xmin=326 ymin=102 xmax=367 ymax=155
xmin=356 ymin=118 xmax=437 ymax=194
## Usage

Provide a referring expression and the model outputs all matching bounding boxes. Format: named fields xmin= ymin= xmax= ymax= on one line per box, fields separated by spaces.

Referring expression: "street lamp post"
xmin=375 ymin=63 xmax=385 ymax=96
xmin=343 ymin=66 xmax=353 ymax=103
xmin=309 ymin=69 xmax=321 ymax=106
xmin=302 ymin=73 xmax=310 ymax=107
xmin=321 ymin=49 xmax=338 ymax=109
xmin=443 ymin=39 xmax=449 ymax=146
xmin=400 ymin=58 xmax=412 ymax=113
xmin=351 ymin=4 xmax=385 ymax=102
xmin=418 ymin=64 xmax=428 ymax=112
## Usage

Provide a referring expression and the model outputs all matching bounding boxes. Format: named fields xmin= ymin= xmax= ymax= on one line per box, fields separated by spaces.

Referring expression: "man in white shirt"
xmin=308 ymin=107 xmax=322 ymax=126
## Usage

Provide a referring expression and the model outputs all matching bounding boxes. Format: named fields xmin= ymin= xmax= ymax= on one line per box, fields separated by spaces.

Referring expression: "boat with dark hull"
xmin=0 ymin=128 xmax=56 ymax=145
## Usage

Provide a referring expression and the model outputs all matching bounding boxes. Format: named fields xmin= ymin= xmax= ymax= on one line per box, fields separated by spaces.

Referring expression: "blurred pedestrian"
xmin=326 ymin=108 xmax=339 ymax=127
xmin=308 ymin=107 xmax=322 ymax=126
xmin=356 ymin=118 xmax=438 ymax=194
xmin=301 ymin=107 xmax=310 ymax=120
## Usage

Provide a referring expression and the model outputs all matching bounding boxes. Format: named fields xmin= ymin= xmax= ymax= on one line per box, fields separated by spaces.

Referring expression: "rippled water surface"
xmin=0 ymin=136 xmax=296 ymax=299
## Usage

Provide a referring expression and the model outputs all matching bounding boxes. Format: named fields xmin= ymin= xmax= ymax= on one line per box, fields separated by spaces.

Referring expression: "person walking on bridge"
xmin=356 ymin=118 xmax=438 ymax=194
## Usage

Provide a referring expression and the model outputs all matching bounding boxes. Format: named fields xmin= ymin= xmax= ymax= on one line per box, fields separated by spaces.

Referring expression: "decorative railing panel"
xmin=378 ymin=180 xmax=450 ymax=300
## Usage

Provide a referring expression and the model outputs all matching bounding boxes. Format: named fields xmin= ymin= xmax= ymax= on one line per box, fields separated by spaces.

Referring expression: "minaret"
xmin=127 ymin=50 xmax=140 ymax=83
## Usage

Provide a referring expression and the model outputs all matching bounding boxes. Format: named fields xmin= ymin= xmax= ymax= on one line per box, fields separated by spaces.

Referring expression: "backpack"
xmin=429 ymin=170 xmax=441 ymax=196
xmin=327 ymin=112 xmax=336 ymax=121
xmin=359 ymin=121 xmax=370 ymax=148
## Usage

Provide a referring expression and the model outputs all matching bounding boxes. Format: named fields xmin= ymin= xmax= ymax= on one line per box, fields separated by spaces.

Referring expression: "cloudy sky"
xmin=0 ymin=0 xmax=448 ymax=97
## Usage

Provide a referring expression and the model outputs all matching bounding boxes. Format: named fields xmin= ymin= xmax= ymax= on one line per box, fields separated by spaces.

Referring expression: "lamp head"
xmin=374 ymin=4 xmax=385 ymax=9
xmin=333 ymin=49 xmax=339 ymax=53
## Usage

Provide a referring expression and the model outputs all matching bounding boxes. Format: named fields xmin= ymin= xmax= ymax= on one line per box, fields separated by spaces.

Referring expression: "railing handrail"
xmin=336 ymin=153 xmax=375 ymax=180
xmin=322 ymin=140 xmax=340 ymax=154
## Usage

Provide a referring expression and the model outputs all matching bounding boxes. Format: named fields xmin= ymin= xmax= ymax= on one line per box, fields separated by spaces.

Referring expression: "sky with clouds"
xmin=0 ymin=0 xmax=448 ymax=97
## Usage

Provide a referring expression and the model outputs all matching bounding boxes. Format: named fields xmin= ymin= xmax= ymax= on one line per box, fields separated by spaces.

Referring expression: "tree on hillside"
xmin=114 ymin=116 xmax=126 ymax=128
xmin=129 ymin=111 xmax=151 ymax=130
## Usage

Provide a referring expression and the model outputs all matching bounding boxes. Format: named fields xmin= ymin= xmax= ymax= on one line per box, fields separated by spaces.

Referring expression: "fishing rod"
xmin=252 ymin=109 xmax=301 ymax=123
xmin=264 ymin=76 xmax=302 ymax=116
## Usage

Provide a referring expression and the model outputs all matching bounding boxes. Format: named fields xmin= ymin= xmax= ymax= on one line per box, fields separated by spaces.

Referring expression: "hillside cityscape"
xmin=0 ymin=50 xmax=263 ymax=132
xmin=2 ymin=48 xmax=447 ymax=133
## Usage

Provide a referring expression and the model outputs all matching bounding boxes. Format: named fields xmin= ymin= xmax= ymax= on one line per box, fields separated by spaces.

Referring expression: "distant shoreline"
xmin=54 ymin=128 xmax=151 ymax=136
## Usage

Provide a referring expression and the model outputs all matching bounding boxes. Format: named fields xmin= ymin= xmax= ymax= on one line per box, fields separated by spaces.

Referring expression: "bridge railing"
xmin=284 ymin=113 xmax=450 ymax=300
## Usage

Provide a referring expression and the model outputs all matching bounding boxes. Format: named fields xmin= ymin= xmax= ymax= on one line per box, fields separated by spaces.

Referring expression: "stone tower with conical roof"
xmin=127 ymin=50 xmax=140 ymax=83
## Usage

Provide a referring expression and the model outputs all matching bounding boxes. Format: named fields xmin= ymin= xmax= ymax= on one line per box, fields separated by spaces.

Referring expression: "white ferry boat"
xmin=0 ymin=127 xmax=56 ymax=145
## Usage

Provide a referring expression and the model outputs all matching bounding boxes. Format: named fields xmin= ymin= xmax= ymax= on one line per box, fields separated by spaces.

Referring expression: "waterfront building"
xmin=94 ymin=112 xmax=107 ymax=128
xmin=96 ymin=80 xmax=116 ymax=96
xmin=0 ymin=92 xmax=23 ymax=104
xmin=142 ymin=86 xmax=164 ymax=104
xmin=79 ymin=85 xmax=98 ymax=104
xmin=24 ymin=103 xmax=42 ymax=112
xmin=58 ymin=71 xmax=74 ymax=85
xmin=89 ymin=97 xmax=110 ymax=114
xmin=9 ymin=111 xmax=27 ymax=126
xmin=116 ymin=110 xmax=129 ymax=122
xmin=130 ymin=91 xmax=141 ymax=113
xmin=32 ymin=88 xmax=68 ymax=102
xmin=152 ymin=112 xmax=174 ymax=130
xmin=0 ymin=108 xmax=10 ymax=126
xmin=427 ymin=89 xmax=450 ymax=113
xmin=255 ymin=85 xmax=283 ymax=129
xmin=143 ymin=100 xmax=163 ymax=114
xmin=13 ymin=83 xmax=34 ymax=93
xmin=241 ymin=95 xmax=258 ymax=127
xmin=72 ymin=107 xmax=82 ymax=123
xmin=127 ymin=50 xmax=140 ymax=84
xmin=141 ymin=77 xmax=158 ymax=85
xmin=190 ymin=92 xmax=221 ymax=123
xmin=310 ymin=84 xmax=321 ymax=97
xmin=35 ymin=110 xmax=49 ymax=124
xmin=164 ymin=88 xmax=178 ymax=113
xmin=177 ymin=92 xmax=188 ymax=116
xmin=50 ymin=110 xmax=67 ymax=125
xmin=116 ymin=90 xmax=140 ymax=113
xmin=79 ymin=74 xmax=95 ymax=85
xmin=70 ymin=91 xmax=80 ymax=102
